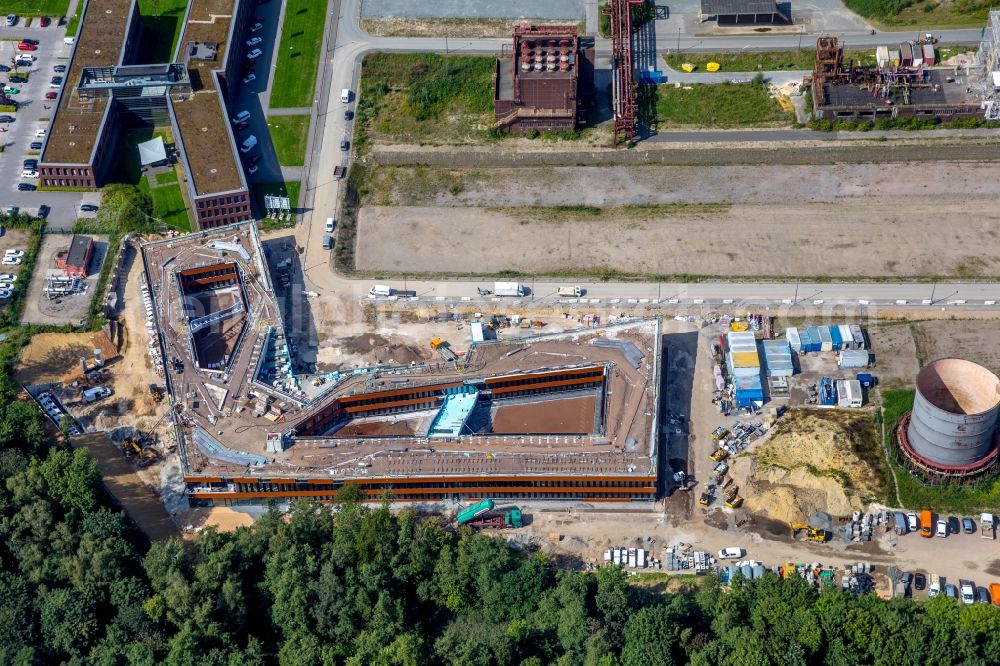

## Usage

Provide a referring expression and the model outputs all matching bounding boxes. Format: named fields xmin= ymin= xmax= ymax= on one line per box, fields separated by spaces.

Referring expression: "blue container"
xmin=805 ymin=326 xmax=823 ymax=352
xmin=856 ymin=373 xmax=874 ymax=388
xmin=829 ymin=325 xmax=843 ymax=350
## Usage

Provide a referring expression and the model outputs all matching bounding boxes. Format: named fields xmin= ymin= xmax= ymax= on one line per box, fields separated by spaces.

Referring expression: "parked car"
xmin=53 ymin=64 xmax=65 ymax=73
xmin=962 ymin=516 xmax=975 ymax=534
xmin=16 ymin=183 xmax=35 ymax=192
xmin=900 ymin=572 xmax=913 ymax=587
xmin=45 ymin=91 xmax=57 ymax=100
xmin=40 ymin=16 xmax=51 ymax=27
xmin=977 ymin=586 xmax=990 ymax=604
xmin=21 ymin=39 xmax=39 ymax=46
xmin=247 ymin=164 xmax=259 ymax=175
xmin=907 ymin=512 xmax=918 ymax=532
xmin=324 ymin=218 xmax=335 ymax=233
xmin=80 ymin=203 xmax=98 ymax=212
xmin=5 ymin=14 xmax=18 ymax=26
xmin=242 ymin=73 xmax=256 ymax=84
xmin=37 ymin=205 xmax=49 ymax=219
xmin=936 ymin=519 xmax=948 ymax=538
xmin=29 ymin=141 xmax=43 ymax=150
xmin=1 ymin=256 xmax=22 ymax=265
xmin=944 ymin=584 xmax=958 ymax=599
xmin=8 ymin=76 xmax=28 ymax=84
xmin=20 ymin=170 xmax=38 ymax=179
xmin=0 ymin=274 xmax=17 ymax=282
xmin=948 ymin=516 xmax=960 ymax=534
xmin=0 ymin=289 xmax=11 ymax=299
xmin=247 ymin=48 xmax=262 ymax=59
xmin=50 ymin=76 xmax=63 ymax=87
xmin=5 ymin=250 xmax=24 ymax=258
xmin=246 ymin=36 xmax=262 ymax=46
xmin=250 ymin=21 xmax=263 ymax=32
xmin=2 ymin=87 xmax=20 ymax=95
xmin=0 ymin=281 xmax=13 ymax=290
xmin=0 ymin=115 xmax=15 ymax=123
xmin=17 ymin=43 xmax=38 ymax=51
xmin=913 ymin=572 xmax=926 ymax=591
xmin=340 ymin=137 xmax=349 ymax=151
xmin=0 ymin=65 xmax=9 ymax=73
xmin=344 ymin=109 xmax=354 ymax=121
xmin=717 ymin=547 xmax=743 ymax=560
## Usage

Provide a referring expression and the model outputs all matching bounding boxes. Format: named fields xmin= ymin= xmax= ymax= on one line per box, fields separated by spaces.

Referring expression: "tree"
xmin=38 ymin=447 xmax=100 ymax=517
xmin=97 ymin=183 xmax=154 ymax=234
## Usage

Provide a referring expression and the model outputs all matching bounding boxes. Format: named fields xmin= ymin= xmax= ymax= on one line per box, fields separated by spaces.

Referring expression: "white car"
xmin=247 ymin=164 xmax=259 ymax=175
xmin=5 ymin=250 xmax=24 ymax=258
xmin=0 ymin=274 xmax=16 ymax=282
xmin=247 ymin=48 xmax=262 ymax=60
xmin=246 ymin=36 xmax=262 ymax=46
xmin=0 ymin=282 xmax=13 ymax=290
xmin=718 ymin=547 xmax=743 ymax=560
xmin=20 ymin=170 xmax=38 ymax=179
xmin=35 ymin=129 xmax=47 ymax=138
xmin=907 ymin=512 xmax=918 ymax=532
xmin=242 ymin=73 xmax=256 ymax=84
xmin=0 ymin=289 xmax=11 ymax=299
xmin=324 ymin=219 xmax=335 ymax=232
xmin=1 ymin=257 xmax=21 ymax=266
xmin=250 ymin=21 xmax=263 ymax=32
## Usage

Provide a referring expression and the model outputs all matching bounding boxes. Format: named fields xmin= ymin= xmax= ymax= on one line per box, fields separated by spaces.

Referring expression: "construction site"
xmin=138 ymin=223 xmax=663 ymax=506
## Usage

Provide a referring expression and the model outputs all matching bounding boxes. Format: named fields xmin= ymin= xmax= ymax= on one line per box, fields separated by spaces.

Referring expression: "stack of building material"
xmin=763 ymin=339 xmax=794 ymax=377
xmin=839 ymin=349 xmax=871 ymax=369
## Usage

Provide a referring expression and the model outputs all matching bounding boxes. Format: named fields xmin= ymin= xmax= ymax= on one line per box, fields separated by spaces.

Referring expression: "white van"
xmin=63 ymin=37 xmax=75 ymax=46
xmin=369 ymin=284 xmax=392 ymax=297
xmin=240 ymin=134 xmax=257 ymax=153
xmin=35 ymin=128 xmax=47 ymax=138
xmin=340 ymin=88 xmax=350 ymax=103
xmin=231 ymin=109 xmax=250 ymax=124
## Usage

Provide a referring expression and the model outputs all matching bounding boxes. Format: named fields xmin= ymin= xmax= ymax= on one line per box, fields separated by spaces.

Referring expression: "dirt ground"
xmin=492 ymin=395 xmax=596 ymax=434
xmin=15 ymin=330 xmax=119 ymax=385
xmin=21 ymin=234 xmax=109 ymax=326
xmin=360 ymin=17 xmax=580 ymax=37
xmin=357 ymin=201 xmax=1000 ymax=277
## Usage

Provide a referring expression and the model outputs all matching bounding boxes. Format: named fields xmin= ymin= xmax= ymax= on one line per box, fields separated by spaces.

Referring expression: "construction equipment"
xmin=699 ymin=484 xmax=713 ymax=506
xmin=724 ymin=496 xmax=744 ymax=509
xmin=467 ymin=506 xmax=524 ymax=529
xmin=790 ymin=522 xmax=829 ymax=542
xmin=149 ymin=384 xmax=163 ymax=402
xmin=457 ymin=499 xmax=494 ymax=525
xmin=429 ymin=338 xmax=458 ymax=362
xmin=709 ymin=448 xmax=729 ymax=462
xmin=723 ymin=485 xmax=739 ymax=502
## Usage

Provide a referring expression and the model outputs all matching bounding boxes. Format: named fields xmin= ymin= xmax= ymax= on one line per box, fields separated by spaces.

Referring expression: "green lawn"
xmin=252 ymin=180 xmax=301 ymax=230
xmin=6 ymin=0 xmax=70 ymax=16
xmin=270 ymin=0 xmax=327 ymax=108
xmin=267 ymin=115 xmax=310 ymax=167
xmin=652 ymin=79 xmax=794 ymax=128
xmin=842 ymin=0 xmax=989 ymax=28
xmin=137 ymin=0 xmax=189 ymax=63
xmin=139 ymin=175 xmax=192 ymax=231
xmin=355 ymin=53 xmax=494 ymax=147
xmin=64 ymin=11 xmax=79 ymax=37
xmin=881 ymin=388 xmax=1000 ymax=512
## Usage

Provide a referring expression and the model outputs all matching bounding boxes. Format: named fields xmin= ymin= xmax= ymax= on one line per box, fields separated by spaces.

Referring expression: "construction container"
xmin=876 ymin=45 xmax=889 ymax=69
xmin=922 ymin=43 xmax=935 ymax=66
xmin=856 ymin=373 xmax=875 ymax=388
xmin=829 ymin=325 xmax=843 ymax=350
xmin=900 ymin=42 xmax=912 ymax=67
xmin=839 ymin=349 xmax=870 ymax=369
xmin=785 ymin=327 xmax=801 ymax=353
xmin=800 ymin=327 xmax=817 ymax=353
xmin=838 ymin=324 xmax=855 ymax=350
xmin=837 ymin=379 xmax=864 ymax=408
xmin=818 ymin=326 xmax=834 ymax=352
xmin=850 ymin=324 xmax=865 ymax=349
xmin=734 ymin=374 xmax=764 ymax=407
xmin=763 ymin=339 xmax=794 ymax=377
xmin=889 ymin=49 xmax=900 ymax=66
xmin=732 ymin=351 xmax=760 ymax=368
xmin=912 ymin=47 xmax=923 ymax=68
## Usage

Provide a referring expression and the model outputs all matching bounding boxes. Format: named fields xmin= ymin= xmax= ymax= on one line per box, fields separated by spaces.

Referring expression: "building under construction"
xmin=810 ymin=35 xmax=985 ymax=122
xmin=143 ymin=224 xmax=663 ymax=505
xmin=493 ymin=23 xmax=595 ymax=133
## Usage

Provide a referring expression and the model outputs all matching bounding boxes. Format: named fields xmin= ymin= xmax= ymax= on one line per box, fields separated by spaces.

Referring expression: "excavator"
xmin=790 ymin=522 xmax=830 ymax=543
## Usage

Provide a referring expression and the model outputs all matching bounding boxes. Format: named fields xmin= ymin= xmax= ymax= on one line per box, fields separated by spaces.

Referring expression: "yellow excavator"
xmin=790 ymin=522 xmax=829 ymax=543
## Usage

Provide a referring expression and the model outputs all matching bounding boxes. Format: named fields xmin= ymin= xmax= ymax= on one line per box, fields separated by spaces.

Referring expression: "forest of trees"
xmin=2 ymin=341 xmax=1000 ymax=665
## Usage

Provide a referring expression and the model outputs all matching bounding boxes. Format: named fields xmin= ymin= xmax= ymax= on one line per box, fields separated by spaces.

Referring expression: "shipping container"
xmin=734 ymin=374 xmax=764 ymax=407
xmin=876 ymin=45 xmax=889 ymax=68
xmin=856 ymin=373 xmax=875 ymax=387
xmin=922 ymin=43 xmax=935 ymax=66
xmin=900 ymin=42 xmax=912 ymax=67
xmin=800 ymin=327 xmax=816 ymax=353
xmin=785 ymin=327 xmax=801 ymax=352
xmin=839 ymin=349 xmax=870 ymax=369
xmin=732 ymin=351 xmax=760 ymax=367
xmin=829 ymin=325 xmax=843 ymax=350
xmin=763 ymin=340 xmax=794 ymax=377
xmin=850 ymin=324 xmax=865 ymax=349
xmin=818 ymin=326 xmax=833 ymax=352
xmin=837 ymin=379 xmax=863 ymax=408
xmin=889 ymin=49 xmax=900 ymax=66
xmin=839 ymin=324 xmax=856 ymax=350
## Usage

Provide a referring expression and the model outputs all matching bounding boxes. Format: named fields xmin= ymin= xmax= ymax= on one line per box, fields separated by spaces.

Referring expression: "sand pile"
xmin=733 ymin=410 xmax=884 ymax=524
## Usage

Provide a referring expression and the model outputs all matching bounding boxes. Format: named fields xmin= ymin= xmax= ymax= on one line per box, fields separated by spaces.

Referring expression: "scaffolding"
xmin=976 ymin=9 xmax=1000 ymax=119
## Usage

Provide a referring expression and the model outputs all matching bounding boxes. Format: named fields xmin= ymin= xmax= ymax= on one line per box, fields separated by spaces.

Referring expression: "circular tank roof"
xmin=916 ymin=358 xmax=1000 ymax=416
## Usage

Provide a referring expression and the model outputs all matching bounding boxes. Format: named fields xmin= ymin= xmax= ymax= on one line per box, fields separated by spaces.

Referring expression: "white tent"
xmin=137 ymin=136 xmax=167 ymax=166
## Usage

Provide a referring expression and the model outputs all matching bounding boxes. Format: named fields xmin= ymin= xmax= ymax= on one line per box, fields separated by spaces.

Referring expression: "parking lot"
xmin=0 ymin=19 xmax=101 ymax=229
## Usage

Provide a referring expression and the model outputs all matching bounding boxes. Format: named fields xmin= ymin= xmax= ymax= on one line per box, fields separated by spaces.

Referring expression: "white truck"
xmin=982 ymin=513 xmax=995 ymax=539
xmin=82 ymin=386 xmax=112 ymax=403
xmin=929 ymin=573 xmax=941 ymax=597
xmin=494 ymin=281 xmax=525 ymax=297
xmin=557 ymin=285 xmax=583 ymax=297
xmin=960 ymin=579 xmax=975 ymax=605
xmin=369 ymin=284 xmax=416 ymax=298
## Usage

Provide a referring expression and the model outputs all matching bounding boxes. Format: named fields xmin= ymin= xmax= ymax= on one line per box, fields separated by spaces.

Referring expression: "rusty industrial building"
xmin=142 ymin=224 xmax=663 ymax=506
xmin=810 ymin=36 xmax=987 ymax=122
xmin=493 ymin=23 xmax=595 ymax=133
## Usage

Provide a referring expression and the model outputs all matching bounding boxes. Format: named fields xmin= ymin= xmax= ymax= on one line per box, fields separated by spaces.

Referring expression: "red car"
xmin=17 ymin=43 xmax=37 ymax=51
xmin=40 ymin=16 xmax=51 ymax=27
xmin=44 ymin=91 xmax=57 ymax=100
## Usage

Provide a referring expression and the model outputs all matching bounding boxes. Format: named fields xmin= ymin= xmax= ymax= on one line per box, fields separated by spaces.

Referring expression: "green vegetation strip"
xmin=270 ymin=0 xmax=327 ymax=108
xmin=653 ymin=78 xmax=793 ymax=128
xmin=64 ymin=11 xmax=80 ymax=37
xmin=881 ymin=388 xmax=1000 ymax=512
xmin=5 ymin=0 xmax=70 ymax=16
xmin=842 ymin=0 xmax=989 ymax=28
xmin=137 ymin=0 xmax=190 ymax=63
xmin=664 ymin=50 xmax=815 ymax=72
xmin=253 ymin=181 xmax=301 ymax=231
xmin=267 ymin=114 xmax=311 ymax=167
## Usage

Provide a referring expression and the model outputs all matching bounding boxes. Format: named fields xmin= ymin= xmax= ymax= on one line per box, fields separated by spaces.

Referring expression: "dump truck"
xmin=82 ymin=386 xmax=112 ymax=403
xmin=467 ymin=506 xmax=524 ymax=529
xmin=494 ymin=282 xmax=525 ymax=297
xmin=557 ymin=286 xmax=583 ymax=297
xmin=709 ymin=448 xmax=728 ymax=462
xmin=724 ymin=496 xmax=744 ymax=509
xmin=457 ymin=499 xmax=495 ymax=525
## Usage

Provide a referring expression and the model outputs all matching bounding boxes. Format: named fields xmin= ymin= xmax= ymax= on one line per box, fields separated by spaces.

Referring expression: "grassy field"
xmin=6 ymin=0 xmax=69 ymax=16
xmin=270 ymin=0 xmax=326 ymax=108
xmin=139 ymin=176 xmax=192 ymax=231
xmin=355 ymin=53 xmax=494 ymax=147
xmin=136 ymin=0 xmax=189 ymax=63
xmin=64 ymin=11 xmax=79 ymax=37
xmin=843 ymin=0 xmax=989 ymax=28
xmin=268 ymin=115 xmax=310 ymax=167
xmin=880 ymin=388 xmax=1000 ymax=512
xmin=664 ymin=50 xmax=815 ymax=72
xmin=652 ymin=79 xmax=793 ymax=128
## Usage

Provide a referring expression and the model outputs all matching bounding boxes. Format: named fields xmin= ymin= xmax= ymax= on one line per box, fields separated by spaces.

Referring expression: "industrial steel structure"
xmin=142 ymin=225 xmax=664 ymax=506
xmin=897 ymin=358 xmax=1000 ymax=482
xmin=609 ymin=0 xmax=645 ymax=142
xmin=977 ymin=9 xmax=1000 ymax=120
